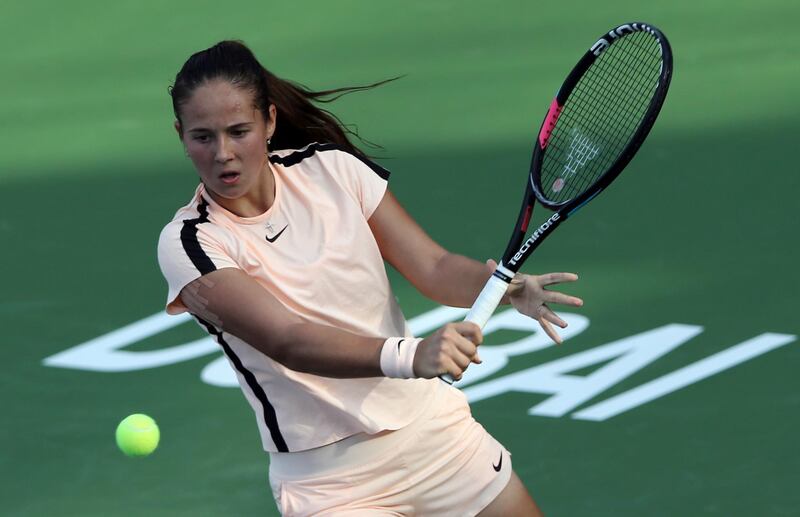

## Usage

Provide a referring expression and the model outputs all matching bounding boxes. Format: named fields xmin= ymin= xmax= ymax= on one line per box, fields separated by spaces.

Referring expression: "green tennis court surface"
xmin=2 ymin=1 xmax=798 ymax=515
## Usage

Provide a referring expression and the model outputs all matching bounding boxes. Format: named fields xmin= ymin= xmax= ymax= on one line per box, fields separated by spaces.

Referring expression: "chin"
xmin=202 ymin=181 xmax=243 ymax=199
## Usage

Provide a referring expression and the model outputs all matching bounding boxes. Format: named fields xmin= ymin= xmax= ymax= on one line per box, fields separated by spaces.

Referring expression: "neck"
xmin=207 ymin=161 xmax=275 ymax=218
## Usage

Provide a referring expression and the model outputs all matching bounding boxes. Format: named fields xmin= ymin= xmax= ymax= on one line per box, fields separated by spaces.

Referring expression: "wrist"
xmin=379 ymin=337 xmax=422 ymax=378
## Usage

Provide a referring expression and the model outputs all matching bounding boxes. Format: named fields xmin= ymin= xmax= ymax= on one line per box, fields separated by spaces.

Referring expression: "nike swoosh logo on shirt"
xmin=265 ymin=225 xmax=288 ymax=243
xmin=493 ymin=451 xmax=503 ymax=472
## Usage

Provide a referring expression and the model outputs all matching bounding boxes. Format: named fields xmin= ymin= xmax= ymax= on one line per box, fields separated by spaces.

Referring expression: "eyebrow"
xmin=187 ymin=122 xmax=254 ymax=133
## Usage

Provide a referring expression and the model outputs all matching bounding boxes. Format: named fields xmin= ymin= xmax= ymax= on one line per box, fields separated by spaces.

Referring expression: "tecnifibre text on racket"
xmin=442 ymin=22 xmax=673 ymax=384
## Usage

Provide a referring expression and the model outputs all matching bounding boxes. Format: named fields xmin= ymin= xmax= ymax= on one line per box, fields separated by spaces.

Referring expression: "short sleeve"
xmin=329 ymin=149 xmax=390 ymax=219
xmin=157 ymin=219 xmax=240 ymax=315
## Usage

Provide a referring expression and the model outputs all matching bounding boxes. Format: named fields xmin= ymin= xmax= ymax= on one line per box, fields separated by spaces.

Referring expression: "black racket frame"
xmin=500 ymin=22 xmax=673 ymax=273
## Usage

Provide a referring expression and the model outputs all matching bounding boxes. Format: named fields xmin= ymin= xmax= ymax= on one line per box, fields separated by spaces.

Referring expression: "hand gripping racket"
xmin=443 ymin=22 xmax=673 ymax=384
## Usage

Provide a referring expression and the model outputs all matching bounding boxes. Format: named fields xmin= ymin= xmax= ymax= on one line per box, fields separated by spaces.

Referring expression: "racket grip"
xmin=464 ymin=273 xmax=511 ymax=329
xmin=440 ymin=272 xmax=511 ymax=385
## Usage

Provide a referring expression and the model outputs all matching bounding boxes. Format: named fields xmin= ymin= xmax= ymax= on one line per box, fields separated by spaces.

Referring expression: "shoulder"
xmin=158 ymin=190 xmax=205 ymax=236
xmin=157 ymin=193 xmax=226 ymax=255
xmin=269 ymin=142 xmax=389 ymax=180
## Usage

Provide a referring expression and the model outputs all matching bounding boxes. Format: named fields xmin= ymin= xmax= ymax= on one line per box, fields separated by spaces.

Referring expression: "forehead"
xmin=181 ymin=79 xmax=260 ymax=128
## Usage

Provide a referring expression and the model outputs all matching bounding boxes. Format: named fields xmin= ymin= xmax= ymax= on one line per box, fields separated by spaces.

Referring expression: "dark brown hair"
xmin=169 ymin=40 xmax=394 ymax=158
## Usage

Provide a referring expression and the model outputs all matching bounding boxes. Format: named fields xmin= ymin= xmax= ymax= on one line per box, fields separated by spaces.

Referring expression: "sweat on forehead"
xmin=180 ymin=80 xmax=263 ymax=126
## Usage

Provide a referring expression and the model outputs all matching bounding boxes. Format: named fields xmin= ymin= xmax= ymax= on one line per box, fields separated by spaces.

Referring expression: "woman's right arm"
xmin=179 ymin=268 xmax=481 ymax=380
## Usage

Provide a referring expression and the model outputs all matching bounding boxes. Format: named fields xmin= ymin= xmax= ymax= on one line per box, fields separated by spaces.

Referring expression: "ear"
xmin=266 ymin=104 xmax=277 ymax=140
xmin=174 ymin=120 xmax=183 ymax=140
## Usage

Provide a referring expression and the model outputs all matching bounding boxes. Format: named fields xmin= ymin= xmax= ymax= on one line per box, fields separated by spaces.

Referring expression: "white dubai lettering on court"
xmin=43 ymin=307 xmax=796 ymax=421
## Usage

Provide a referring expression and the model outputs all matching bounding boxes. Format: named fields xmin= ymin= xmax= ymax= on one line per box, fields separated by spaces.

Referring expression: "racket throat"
xmin=507 ymin=212 xmax=562 ymax=268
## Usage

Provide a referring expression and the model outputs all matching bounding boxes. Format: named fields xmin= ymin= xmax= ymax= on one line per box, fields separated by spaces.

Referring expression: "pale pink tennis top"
xmin=157 ymin=143 xmax=438 ymax=453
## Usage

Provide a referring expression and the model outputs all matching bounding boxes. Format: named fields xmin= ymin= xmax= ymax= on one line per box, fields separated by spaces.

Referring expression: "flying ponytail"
xmin=169 ymin=40 xmax=394 ymax=158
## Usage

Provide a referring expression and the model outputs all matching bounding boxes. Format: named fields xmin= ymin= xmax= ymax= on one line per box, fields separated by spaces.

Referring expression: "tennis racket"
xmin=443 ymin=22 xmax=673 ymax=384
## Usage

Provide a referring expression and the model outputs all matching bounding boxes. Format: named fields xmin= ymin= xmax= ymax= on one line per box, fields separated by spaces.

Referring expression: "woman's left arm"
xmin=368 ymin=190 xmax=584 ymax=343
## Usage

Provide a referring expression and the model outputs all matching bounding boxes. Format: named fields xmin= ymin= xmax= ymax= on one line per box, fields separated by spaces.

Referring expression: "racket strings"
xmin=561 ymin=38 xmax=657 ymax=174
xmin=577 ymin=38 xmax=655 ymax=142
xmin=540 ymin=31 xmax=664 ymax=204
xmin=543 ymin=33 xmax=661 ymax=200
xmin=581 ymin=35 xmax=661 ymax=141
xmin=560 ymin=32 xmax=661 ymax=164
xmin=550 ymin=34 xmax=660 ymax=193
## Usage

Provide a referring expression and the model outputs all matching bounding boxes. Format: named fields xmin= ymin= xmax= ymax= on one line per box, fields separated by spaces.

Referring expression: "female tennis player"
xmin=157 ymin=40 xmax=583 ymax=516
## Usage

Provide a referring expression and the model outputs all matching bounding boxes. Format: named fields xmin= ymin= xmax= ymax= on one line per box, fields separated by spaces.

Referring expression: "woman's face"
xmin=177 ymin=79 xmax=275 ymax=199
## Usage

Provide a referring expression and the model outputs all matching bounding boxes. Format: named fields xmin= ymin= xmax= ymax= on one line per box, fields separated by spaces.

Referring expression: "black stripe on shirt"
xmin=193 ymin=315 xmax=290 ymax=453
xmin=180 ymin=198 xmax=216 ymax=275
xmin=269 ymin=142 xmax=390 ymax=181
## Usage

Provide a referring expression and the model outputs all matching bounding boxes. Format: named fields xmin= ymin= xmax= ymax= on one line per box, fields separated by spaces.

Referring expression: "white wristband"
xmin=380 ymin=337 xmax=422 ymax=379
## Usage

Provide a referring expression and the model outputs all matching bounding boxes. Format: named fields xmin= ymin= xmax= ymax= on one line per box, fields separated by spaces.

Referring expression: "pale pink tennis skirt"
xmin=268 ymin=380 xmax=512 ymax=516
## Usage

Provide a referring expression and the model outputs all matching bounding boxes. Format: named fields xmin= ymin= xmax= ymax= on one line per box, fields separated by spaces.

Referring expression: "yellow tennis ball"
xmin=115 ymin=414 xmax=160 ymax=457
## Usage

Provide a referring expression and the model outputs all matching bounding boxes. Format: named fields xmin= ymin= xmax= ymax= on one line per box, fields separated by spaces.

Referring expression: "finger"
xmin=455 ymin=350 xmax=474 ymax=370
xmin=443 ymin=355 xmax=466 ymax=381
xmin=485 ymin=258 xmax=498 ymax=272
xmin=453 ymin=321 xmax=483 ymax=345
xmin=451 ymin=334 xmax=481 ymax=364
xmin=442 ymin=323 xmax=482 ymax=362
xmin=539 ymin=317 xmax=563 ymax=345
xmin=545 ymin=290 xmax=584 ymax=307
xmin=541 ymin=306 xmax=568 ymax=328
xmin=538 ymin=272 xmax=579 ymax=286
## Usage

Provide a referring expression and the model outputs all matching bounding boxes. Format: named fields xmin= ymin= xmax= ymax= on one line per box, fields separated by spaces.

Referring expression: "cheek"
xmin=186 ymin=144 xmax=214 ymax=170
xmin=241 ymin=135 xmax=267 ymax=161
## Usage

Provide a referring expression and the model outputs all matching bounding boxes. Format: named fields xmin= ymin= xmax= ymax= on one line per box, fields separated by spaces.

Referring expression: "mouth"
xmin=219 ymin=171 xmax=241 ymax=185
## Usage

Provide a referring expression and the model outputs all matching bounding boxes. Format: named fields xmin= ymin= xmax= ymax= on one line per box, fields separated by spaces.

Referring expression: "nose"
xmin=214 ymin=136 xmax=234 ymax=163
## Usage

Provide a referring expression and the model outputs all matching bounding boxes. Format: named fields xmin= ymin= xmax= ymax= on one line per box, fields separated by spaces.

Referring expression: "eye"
xmin=193 ymin=134 xmax=211 ymax=143
xmin=231 ymin=129 xmax=249 ymax=138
